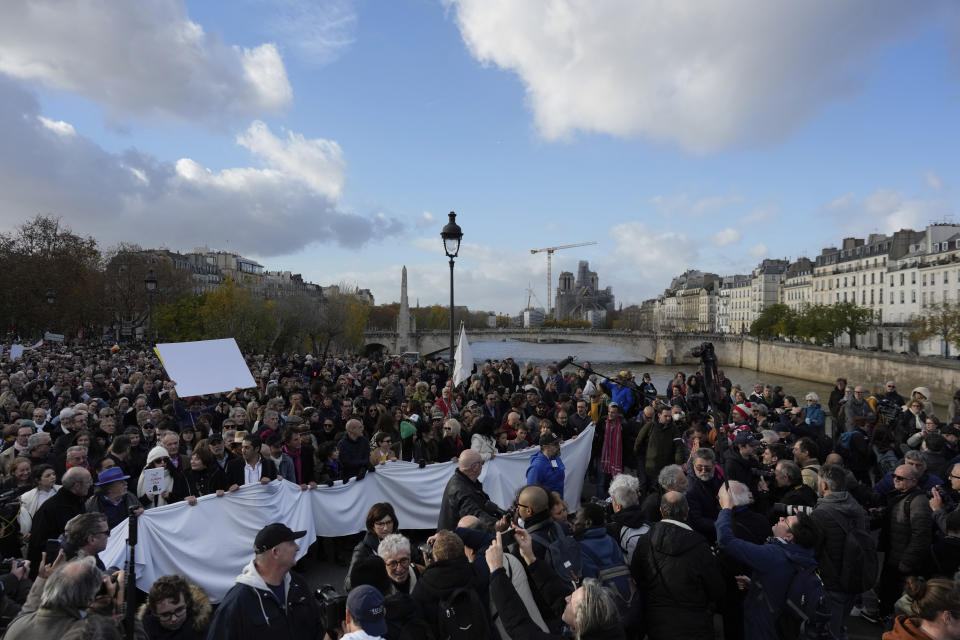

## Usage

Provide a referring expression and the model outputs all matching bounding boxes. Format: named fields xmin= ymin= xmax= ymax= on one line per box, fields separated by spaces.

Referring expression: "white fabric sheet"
xmin=452 ymin=324 xmax=474 ymax=387
xmin=100 ymin=425 xmax=593 ymax=602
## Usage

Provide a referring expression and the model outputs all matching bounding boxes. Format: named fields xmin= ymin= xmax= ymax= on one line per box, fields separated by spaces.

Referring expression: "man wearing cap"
xmin=525 ymin=432 xmax=565 ymax=495
xmin=208 ymin=523 xmax=321 ymax=640
xmin=332 ymin=584 xmax=388 ymax=640
xmin=84 ymin=465 xmax=142 ymax=529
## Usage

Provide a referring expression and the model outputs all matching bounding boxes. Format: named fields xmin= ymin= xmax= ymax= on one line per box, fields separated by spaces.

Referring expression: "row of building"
xmin=635 ymin=223 xmax=960 ymax=355
xmin=140 ymin=247 xmax=374 ymax=304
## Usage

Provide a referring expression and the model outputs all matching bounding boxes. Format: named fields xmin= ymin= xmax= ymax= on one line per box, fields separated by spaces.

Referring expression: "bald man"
xmin=438 ymin=450 xmax=502 ymax=530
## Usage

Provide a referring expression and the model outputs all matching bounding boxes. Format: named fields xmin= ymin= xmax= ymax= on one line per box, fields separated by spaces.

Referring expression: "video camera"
xmin=315 ymin=584 xmax=347 ymax=633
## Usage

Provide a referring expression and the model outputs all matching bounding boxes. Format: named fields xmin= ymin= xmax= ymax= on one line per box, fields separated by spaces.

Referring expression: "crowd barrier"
xmin=100 ymin=425 xmax=594 ymax=601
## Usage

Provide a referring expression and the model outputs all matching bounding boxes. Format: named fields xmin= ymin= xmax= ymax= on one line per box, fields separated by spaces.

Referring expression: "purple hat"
xmin=94 ymin=466 xmax=130 ymax=486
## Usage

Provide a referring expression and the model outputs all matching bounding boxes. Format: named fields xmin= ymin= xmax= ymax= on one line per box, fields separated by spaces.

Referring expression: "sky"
xmin=1 ymin=1 xmax=959 ymax=315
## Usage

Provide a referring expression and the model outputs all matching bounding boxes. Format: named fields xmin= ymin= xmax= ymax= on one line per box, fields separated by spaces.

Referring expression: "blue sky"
xmin=0 ymin=1 xmax=958 ymax=313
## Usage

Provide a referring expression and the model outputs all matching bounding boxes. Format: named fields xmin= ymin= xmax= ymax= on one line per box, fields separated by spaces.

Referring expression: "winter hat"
xmin=146 ymin=446 xmax=170 ymax=465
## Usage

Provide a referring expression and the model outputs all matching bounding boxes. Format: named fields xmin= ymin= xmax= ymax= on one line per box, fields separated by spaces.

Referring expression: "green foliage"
xmin=750 ymin=302 xmax=875 ymax=346
xmin=749 ymin=304 xmax=795 ymax=339
xmin=541 ymin=318 xmax=592 ymax=328
xmin=911 ymin=303 xmax=960 ymax=357
xmin=153 ymin=294 xmax=206 ymax=343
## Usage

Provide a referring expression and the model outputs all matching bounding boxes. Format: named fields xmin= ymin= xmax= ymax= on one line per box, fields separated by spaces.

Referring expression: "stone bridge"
xmin=362 ymin=328 xmax=750 ymax=365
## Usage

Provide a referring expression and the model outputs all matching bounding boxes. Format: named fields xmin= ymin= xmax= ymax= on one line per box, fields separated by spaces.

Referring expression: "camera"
xmin=315 ymin=584 xmax=347 ymax=632
xmin=927 ymin=486 xmax=945 ymax=499
xmin=751 ymin=468 xmax=775 ymax=480
xmin=418 ymin=541 xmax=434 ymax=562
xmin=587 ymin=496 xmax=615 ymax=518
xmin=772 ymin=503 xmax=815 ymax=517
xmin=0 ymin=559 xmax=24 ymax=574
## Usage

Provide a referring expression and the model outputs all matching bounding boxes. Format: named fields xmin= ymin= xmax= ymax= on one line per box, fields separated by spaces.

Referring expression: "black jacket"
xmin=27 ymin=488 xmax=87 ymax=576
xmin=685 ymin=473 xmax=723 ymax=541
xmin=437 ymin=469 xmax=498 ymax=531
xmin=183 ymin=465 xmax=229 ymax=496
xmin=337 ymin=434 xmax=372 ymax=478
xmin=411 ymin=557 xmax=489 ymax=634
xmin=207 ymin=563 xmax=321 ymax=640
xmin=809 ymin=491 xmax=869 ymax=591
xmin=723 ymin=448 xmax=760 ymax=496
xmin=225 ymin=456 xmax=278 ymax=487
xmin=631 ymin=520 xmax=723 ymax=638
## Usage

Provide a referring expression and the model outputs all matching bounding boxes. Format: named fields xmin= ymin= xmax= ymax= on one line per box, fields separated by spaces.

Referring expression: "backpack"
xmin=579 ymin=536 xmax=638 ymax=605
xmin=776 ymin=562 xmax=833 ymax=640
xmin=836 ymin=430 xmax=857 ymax=457
xmin=618 ymin=524 xmax=649 ymax=565
xmin=530 ymin=521 xmax=582 ymax=585
xmin=437 ymin=586 xmax=492 ymax=640
xmin=821 ymin=510 xmax=879 ymax=593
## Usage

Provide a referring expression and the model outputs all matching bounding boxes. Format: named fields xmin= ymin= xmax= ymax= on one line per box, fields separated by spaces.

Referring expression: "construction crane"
xmin=530 ymin=241 xmax=598 ymax=317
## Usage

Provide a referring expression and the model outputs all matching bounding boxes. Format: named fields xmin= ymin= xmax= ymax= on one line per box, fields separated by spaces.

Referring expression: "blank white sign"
xmin=155 ymin=338 xmax=256 ymax=397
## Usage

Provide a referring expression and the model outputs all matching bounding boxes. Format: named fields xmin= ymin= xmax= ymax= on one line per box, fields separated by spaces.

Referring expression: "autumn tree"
xmin=0 ymin=215 xmax=103 ymax=340
xmin=911 ymin=302 xmax=960 ymax=357
xmin=829 ymin=302 xmax=875 ymax=348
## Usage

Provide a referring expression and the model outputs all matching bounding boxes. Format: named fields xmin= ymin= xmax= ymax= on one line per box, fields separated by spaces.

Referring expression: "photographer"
xmin=756 ymin=460 xmax=817 ymax=522
xmin=486 ymin=529 xmax=623 ymax=640
xmin=809 ymin=464 xmax=870 ymax=638
xmin=929 ymin=462 xmax=960 ymax=536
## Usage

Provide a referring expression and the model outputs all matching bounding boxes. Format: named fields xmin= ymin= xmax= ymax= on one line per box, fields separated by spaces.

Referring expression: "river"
xmin=470 ymin=339 xmax=948 ymax=410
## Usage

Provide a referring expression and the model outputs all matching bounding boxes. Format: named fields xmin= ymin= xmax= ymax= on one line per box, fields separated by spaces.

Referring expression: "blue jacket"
xmin=599 ymin=381 xmax=633 ymax=413
xmin=715 ymin=509 xmax=817 ymax=640
xmin=577 ymin=527 xmax=624 ymax=580
xmin=526 ymin=451 xmax=565 ymax=495
xmin=873 ymin=469 xmax=942 ymax=496
xmin=804 ymin=403 xmax=826 ymax=431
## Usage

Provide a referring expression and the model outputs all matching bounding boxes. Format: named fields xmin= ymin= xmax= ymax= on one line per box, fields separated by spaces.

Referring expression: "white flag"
xmin=452 ymin=324 xmax=474 ymax=387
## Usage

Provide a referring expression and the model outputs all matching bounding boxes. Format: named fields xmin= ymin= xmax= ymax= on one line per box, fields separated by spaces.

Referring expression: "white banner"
xmin=154 ymin=338 xmax=256 ymax=397
xmin=100 ymin=425 xmax=593 ymax=602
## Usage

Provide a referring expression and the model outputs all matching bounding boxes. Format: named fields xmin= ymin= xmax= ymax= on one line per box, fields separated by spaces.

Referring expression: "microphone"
xmin=557 ymin=356 xmax=575 ymax=370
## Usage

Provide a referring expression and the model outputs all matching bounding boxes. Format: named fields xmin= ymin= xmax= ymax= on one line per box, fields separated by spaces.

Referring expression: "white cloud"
xmin=748 ymin=244 xmax=769 ymax=258
xmin=37 ymin=116 xmax=75 ymax=137
xmin=448 ymin=1 xmax=939 ymax=152
xmin=417 ymin=211 xmax=436 ymax=228
xmin=260 ymin=0 xmax=358 ymax=65
xmin=0 ymin=78 xmax=399 ymax=256
xmin=926 ymin=170 xmax=944 ymax=191
xmin=712 ymin=228 xmax=741 ymax=247
xmin=0 ymin=1 xmax=291 ymax=122
xmin=609 ymin=222 xmax=698 ymax=285
xmin=739 ymin=205 xmax=779 ymax=225
xmin=236 ymin=120 xmax=345 ymax=199
xmin=650 ymin=192 xmax=742 ymax=216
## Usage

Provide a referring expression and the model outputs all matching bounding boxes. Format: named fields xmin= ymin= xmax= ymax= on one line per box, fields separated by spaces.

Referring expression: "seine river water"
xmin=469 ymin=339 xmax=949 ymax=409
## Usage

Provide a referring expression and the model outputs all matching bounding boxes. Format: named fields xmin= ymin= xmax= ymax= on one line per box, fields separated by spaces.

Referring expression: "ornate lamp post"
xmin=440 ymin=212 xmax=463 ymax=363
xmin=144 ymin=269 xmax=158 ymax=343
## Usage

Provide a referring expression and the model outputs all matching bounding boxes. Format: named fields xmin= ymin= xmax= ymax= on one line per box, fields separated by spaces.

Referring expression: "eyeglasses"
xmin=373 ymin=518 xmax=394 ymax=529
xmin=887 ymin=385 xmax=896 ymax=389
xmin=156 ymin=604 xmax=187 ymax=620
xmin=442 ymin=427 xmax=452 ymax=432
xmin=950 ymin=475 xmax=960 ymax=480
xmin=385 ymin=557 xmax=410 ymax=569
xmin=516 ymin=503 xmax=531 ymax=511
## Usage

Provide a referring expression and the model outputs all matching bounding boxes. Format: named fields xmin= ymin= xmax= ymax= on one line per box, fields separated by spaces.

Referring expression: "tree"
xmin=201 ymin=277 xmax=277 ymax=352
xmin=829 ymin=302 xmax=875 ymax=348
xmin=101 ymin=244 xmax=195 ymax=340
xmin=910 ymin=302 xmax=960 ymax=357
xmin=794 ymin=304 xmax=834 ymax=344
xmin=749 ymin=304 xmax=795 ymax=339
xmin=0 ymin=215 xmax=103 ymax=340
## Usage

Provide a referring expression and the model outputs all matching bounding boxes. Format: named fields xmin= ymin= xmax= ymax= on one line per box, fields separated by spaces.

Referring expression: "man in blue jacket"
xmin=715 ymin=484 xmax=823 ymax=640
xmin=525 ymin=432 xmax=565 ymax=495
xmin=599 ymin=372 xmax=634 ymax=416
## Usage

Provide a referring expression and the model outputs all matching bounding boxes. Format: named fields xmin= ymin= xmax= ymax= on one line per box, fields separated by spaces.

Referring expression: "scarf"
xmin=600 ymin=418 xmax=622 ymax=476
xmin=283 ymin=445 xmax=302 ymax=483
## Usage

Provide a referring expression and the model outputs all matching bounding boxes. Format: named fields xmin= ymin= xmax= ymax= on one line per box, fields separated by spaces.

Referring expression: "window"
xmin=923 ymin=274 xmax=927 ymax=286
xmin=870 ymin=290 xmax=874 ymax=304
xmin=912 ymin=291 xmax=917 ymax=303
xmin=912 ymin=273 xmax=916 ymax=284
xmin=901 ymin=274 xmax=905 ymax=286
xmin=863 ymin=274 xmax=867 ymax=285
xmin=899 ymin=333 xmax=904 ymax=347
xmin=922 ymin=292 xmax=927 ymax=306
xmin=880 ymin=272 xmax=884 ymax=283
xmin=844 ymin=277 xmax=848 ymax=287
xmin=862 ymin=291 xmax=866 ymax=304
xmin=946 ymin=272 xmax=950 ymax=284
xmin=871 ymin=273 xmax=875 ymax=284
xmin=880 ymin=290 xmax=885 ymax=304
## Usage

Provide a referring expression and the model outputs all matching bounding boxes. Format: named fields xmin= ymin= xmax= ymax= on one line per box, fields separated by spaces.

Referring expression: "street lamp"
xmin=144 ymin=269 xmax=158 ymax=343
xmin=441 ymin=211 xmax=463 ymax=363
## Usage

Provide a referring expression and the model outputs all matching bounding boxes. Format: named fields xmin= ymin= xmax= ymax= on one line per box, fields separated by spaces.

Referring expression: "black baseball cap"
xmin=254 ymin=523 xmax=306 ymax=553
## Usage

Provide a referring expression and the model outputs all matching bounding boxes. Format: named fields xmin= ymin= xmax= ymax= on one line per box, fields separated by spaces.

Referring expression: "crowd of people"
xmin=0 ymin=342 xmax=958 ymax=638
